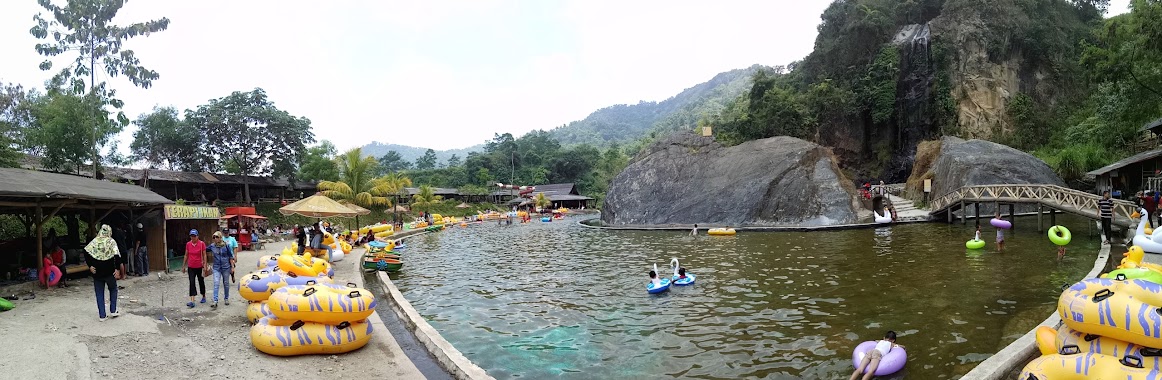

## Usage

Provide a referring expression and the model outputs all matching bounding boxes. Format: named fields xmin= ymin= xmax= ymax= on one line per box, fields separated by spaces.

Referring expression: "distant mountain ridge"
xmin=360 ymin=142 xmax=482 ymax=164
xmin=548 ymin=64 xmax=766 ymax=147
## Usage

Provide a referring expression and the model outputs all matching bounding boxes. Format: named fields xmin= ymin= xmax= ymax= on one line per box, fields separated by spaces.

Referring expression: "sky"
xmin=0 ymin=0 xmax=1134 ymax=154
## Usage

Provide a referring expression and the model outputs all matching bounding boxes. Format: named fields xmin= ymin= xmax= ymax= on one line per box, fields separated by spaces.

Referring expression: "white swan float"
xmin=1132 ymin=210 xmax=1162 ymax=254
xmin=874 ymin=208 xmax=892 ymax=224
xmin=670 ymin=257 xmax=695 ymax=286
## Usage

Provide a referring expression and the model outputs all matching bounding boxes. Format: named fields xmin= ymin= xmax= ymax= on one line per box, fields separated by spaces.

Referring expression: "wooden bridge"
xmin=929 ymin=184 xmax=1138 ymax=228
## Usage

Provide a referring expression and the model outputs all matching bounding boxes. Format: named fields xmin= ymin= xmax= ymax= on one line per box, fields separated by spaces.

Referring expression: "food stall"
xmin=221 ymin=206 xmax=267 ymax=250
xmin=163 ymin=205 xmax=221 ymax=272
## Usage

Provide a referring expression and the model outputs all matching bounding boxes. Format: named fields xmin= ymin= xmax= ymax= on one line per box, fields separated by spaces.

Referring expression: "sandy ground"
xmin=0 ymin=241 xmax=428 ymax=380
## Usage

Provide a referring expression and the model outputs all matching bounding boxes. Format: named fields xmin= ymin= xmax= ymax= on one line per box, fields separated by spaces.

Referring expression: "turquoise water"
xmin=388 ymin=215 xmax=1098 ymax=379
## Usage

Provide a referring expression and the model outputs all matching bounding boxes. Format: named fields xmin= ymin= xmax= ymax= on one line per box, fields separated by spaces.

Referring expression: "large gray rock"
xmin=601 ymin=133 xmax=860 ymax=226
xmin=913 ymin=136 xmax=1064 ymax=198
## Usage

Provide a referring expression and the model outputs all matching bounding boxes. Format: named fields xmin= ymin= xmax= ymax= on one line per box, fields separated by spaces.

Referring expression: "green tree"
xmin=446 ymin=154 xmax=461 ymax=168
xmin=376 ymin=150 xmax=411 ymax=174
xmin=30 ymin=0 xmax=170 ymax=176
xmin=379 ymin=171 xmax=413 ymax=223
xmin=534 ymin=192 xmax=551 ymax=210
xmin=316 ymin=147 xmax=389 ymax=226
xmin=0 ymin=83 xmax=36 ymax=168
xmin=297 ymin=141 xmax=339 ymax=182
xmin=410 ymin=185 xmax=443 ymax=214
xmin=185 ymin=88 xmax=314 ymax=203
xmin=414 ymin=148 xmax=437 ymax=170
xmin=27 ymin=91 xmax=117 ymax=173
xmin=130 ymin=106 xmax=200 ymax=170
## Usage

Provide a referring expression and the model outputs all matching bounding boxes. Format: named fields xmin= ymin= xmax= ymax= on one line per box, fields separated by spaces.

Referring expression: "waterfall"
xmin=889 ymin=23 xmax=937 ymax=181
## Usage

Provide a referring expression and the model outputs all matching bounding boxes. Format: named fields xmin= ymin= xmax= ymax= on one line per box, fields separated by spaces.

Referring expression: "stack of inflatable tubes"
xmin=250 ymin=283 xmax=376 ymax=356
xmin=247 ymin=301 xmax=272 ymax=324
xmin=238 ymin=269 xmax=334 ymax=302
xmin=1022 ymin=277 xmax=1162 ymax=377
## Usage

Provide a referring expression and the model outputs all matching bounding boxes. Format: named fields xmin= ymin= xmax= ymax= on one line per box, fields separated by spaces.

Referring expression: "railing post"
xmin=975 ymin=202 xmax=980 ymax=223
xmin=1038 ymin=203 xmax=1043 ymax=230
xmin=961 ymin=200 xmax=966 ymax=225
xmin=1009 ymin=203 xmax=1015 ymax=231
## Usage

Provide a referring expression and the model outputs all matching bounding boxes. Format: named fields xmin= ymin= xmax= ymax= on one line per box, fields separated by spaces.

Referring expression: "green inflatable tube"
xmin=966 ymin=239 xmax=986 ymax=249
xmin=0 ymin=297 xmax=13 ymax=311
xmin=1107 ymin=267 xmax=1162 ymax=284
xmin=1048 ymin=225 xmax=1071 ymax=246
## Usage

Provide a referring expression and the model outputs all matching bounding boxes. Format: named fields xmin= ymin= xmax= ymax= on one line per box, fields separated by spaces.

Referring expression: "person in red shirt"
xmin=1141 ymin=191 xmax=1159 ymax=226
xmin=182 ymin=229 xmax=209 ymax=308
xmin=48 ymin=241 xmax=68 ymax=288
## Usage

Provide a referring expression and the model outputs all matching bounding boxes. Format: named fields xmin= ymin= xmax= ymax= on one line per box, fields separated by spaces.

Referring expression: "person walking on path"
xmin=1140 ymin=191 xmax=1157 ymax=227
xmin=133 ymin=223 xmax=148 ymax=276
xmin=182 ymin=229 xmax=209 ymax=308
xmin=85 ymin=225 xmax=122 ymax=321
xmin=207 ymin=232 xmax=235 ymax=308
xmin=1098 ymin=191 xmax=1114 ymax=245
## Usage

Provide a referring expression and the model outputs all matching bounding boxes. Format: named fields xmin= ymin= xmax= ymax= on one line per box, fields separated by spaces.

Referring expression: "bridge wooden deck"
xmin=929 ymin=184 xmax=1138 ymax=228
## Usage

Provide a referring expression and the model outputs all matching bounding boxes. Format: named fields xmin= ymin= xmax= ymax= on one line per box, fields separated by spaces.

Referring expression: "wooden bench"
xmin=65 ymin=264 xmax=89 ymax=275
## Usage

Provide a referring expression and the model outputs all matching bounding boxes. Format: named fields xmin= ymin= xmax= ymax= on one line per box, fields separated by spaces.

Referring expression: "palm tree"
xmin=411 ymin=185 xmax=443 ymax=216
xmin=376 ymin=172 xmax=413 ymax=224
xmin=534 ymin=192 xmax=551 ymax=212
xmin=317 ymin=147 xmax=388 ymax=226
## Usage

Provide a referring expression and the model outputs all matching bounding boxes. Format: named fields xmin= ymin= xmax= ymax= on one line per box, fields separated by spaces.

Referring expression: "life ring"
xmin=1102 ymin=267 xmax=1162 ymax=284
xmin=707 ymin=228 xmax=736 ymax=236
xmin=39 ymin=265 xmax=61 ymax=287
xmin=669 ymin=258 xmax=695 ymax=286
xmin=276 ymin=253 xmax=329 ymax=277
xmin=258 ymin=255 xmax=280 ymax=269
xmin=250 ymin=315 xmax=372 ymax=356
xmin=1048 ymin=225 xmax=1071 ymax=246
xmin=966 ymin=239 xmax=986 ymax=250
xmin=851 ymin=341 xmax=907 ymax=376
xmin=239 ymin=269 xmax=334 ymax=302
xmin=268 ymin=283 xmax=376 ymax=325
xmin=647 ymin=278 xmax=671 ymax=294
xmin=1050 ymin=324 xmax=1162 ymax=369
xmin=990 ymin=218 xmax=1012 ymax=229
xmin=541 ymin=217 xmax=551 ymax=222
xmin=1059 ymin=278 xmax=1162 ymax=348
xmin=0 ymin=298 xmax=13 ymax=311
xmin=246 ymin=301 xmax=272 ymax=324
xmin=1021 ymin=352 xmax=1161 ymax=379
xmin=1034 ymin=326 xmax=1057 ymax=356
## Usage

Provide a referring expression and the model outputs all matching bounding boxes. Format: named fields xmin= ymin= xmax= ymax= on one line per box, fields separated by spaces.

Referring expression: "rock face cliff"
xmin=601 ymin=133 xmax=860 ymax=226
xmin=905 ymin=136 xmax=1064 ymax=198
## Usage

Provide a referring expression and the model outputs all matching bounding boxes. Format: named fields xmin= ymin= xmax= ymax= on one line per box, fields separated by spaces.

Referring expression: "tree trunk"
xmin=244 ymin=183 xmax=252 ymax=205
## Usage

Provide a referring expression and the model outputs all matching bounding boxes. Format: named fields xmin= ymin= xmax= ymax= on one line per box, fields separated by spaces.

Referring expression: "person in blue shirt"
xmin=207 ymin=232 xmax=236 ymax=308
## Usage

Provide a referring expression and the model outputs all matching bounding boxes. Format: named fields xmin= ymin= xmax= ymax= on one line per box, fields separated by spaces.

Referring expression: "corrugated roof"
xmin=1139 ymin=117 xmax=1162 ymax=132
xmin=1087 ymin=147 xmax=1162 ymax=176
xmin=404 ymin=187 xmax=459 ymax=195
xmin=0 ymin=168 xmax=173 ymax=205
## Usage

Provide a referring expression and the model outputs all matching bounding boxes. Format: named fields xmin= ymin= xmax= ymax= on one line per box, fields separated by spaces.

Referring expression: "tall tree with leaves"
xmin=30 ymin=0 xmax=170 ymax=177
xmin=185 ymin=88 xmax=314 ymax=203
xmin=376 ymin=150 xmax=411 ymax=174
xmin=414 ymin=148 xmax=438 ymax=170
xmin=410 ymin=185 xmax=443 ymax=215
xmin=317 ymin=147 xmax=393 ymax=226
xmin=298 ymin=141 xmax=339 ymax=182
xmin=379 ymin=171 xmax=413 ymax=223
xmin=130 ymin=106 xmax=200 ymax=170
xmin=0 ymin=83 xmax=36 ymax=168
xmin=27 ymin=91 xmax=116 ymax=173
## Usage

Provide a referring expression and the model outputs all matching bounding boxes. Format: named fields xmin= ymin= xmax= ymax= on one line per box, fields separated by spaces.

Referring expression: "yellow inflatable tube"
xmin=1021 ymin=352 xmax=1161 ymax=379
xmin=238 ymin=269 xmax=334 ymax=302
xmin=707 ymin=228 xmax=736 ymax=236
xmin=247 ymin=301 xmax=272 ymax=324
xmin=1035 ymin=326 xmax=1057 ymax=356
xmin=277 ymin=253 xmax=329 ymax=277
xmin=1052 ymin=324 xmax=1162 ymax=369
xmin=250 ymin=315 xmax=372 ymax=356
xmin=1059 ymin=278 xmax=1162 ymax=348
xmin=268 ymin=284 xmax=377 ymax=324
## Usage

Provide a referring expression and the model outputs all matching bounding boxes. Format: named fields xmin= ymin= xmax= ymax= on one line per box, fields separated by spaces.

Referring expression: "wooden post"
xmin=961 ymin=200 xmax=966 ymax=225
xmin=35 ymin=203 xmax=43 ymax=278
xmin=1038 ymin=204 xmax=1043 ymax=230
xmin=975 ymin=203 xmax=980 ymax=223
xmin=1051 ymin=209 xmax=1057 ymax=226
xmin=1009 ymin=203 xmax=1015 ymax=230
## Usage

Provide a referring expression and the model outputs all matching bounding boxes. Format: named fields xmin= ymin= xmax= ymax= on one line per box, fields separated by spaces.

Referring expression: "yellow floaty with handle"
xmin=247 ymin=301 xmax=272 ymax=324
xmin=1050 ymin=324 xmax=1162 ymax=369
xmin=250 ymin=315 xmax=372 ymax=356
xmin=277 ymin=253 xmax=329 ymax=277
xmin=268 ymin=283 xmax=377 ymax=324
xmin=707 ymin=228 xmax=736 ymax=236
xmin=1059 ymin=278 xmax=1162 ymax=348
xmin=1021 ymin=352 xmax=1161 ymax=379
xmin=1034 ymin=326 xmax=1057 ymax=356
xmin=238 ymin=269 xmax=334 ymax=302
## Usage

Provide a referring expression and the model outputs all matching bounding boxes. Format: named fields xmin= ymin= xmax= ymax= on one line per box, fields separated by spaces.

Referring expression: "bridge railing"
xmin=929 ymin=184 xmax=1138 ymax=222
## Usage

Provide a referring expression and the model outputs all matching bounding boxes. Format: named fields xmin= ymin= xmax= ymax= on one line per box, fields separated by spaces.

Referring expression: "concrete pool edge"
xmin=369 ymin=229 xmax=497 ymax=380
xmin=959 ymin=226 xmax=1112 ymax=379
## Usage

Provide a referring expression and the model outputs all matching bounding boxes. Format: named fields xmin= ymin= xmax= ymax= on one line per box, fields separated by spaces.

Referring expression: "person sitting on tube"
xmin=850 ymin=331 xmax=904 ymax=380
xmin=648 ymin=270 xmax=661 ymax=287
xmin=677 ymin=267 xmax=688 ymax=280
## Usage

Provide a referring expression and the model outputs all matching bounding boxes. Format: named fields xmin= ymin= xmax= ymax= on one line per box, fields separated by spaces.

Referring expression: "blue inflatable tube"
xmin=671 ymin=273 xmax=696 ymax=286
xmin=647 ymin=278 xmax=671 ymax=294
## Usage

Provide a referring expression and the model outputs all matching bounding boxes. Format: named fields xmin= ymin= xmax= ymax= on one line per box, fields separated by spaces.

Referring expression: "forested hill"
xmin=360 ymin=142 xmax=481 ymax=164
xmin=548 ymin=64 xmax=766 ymax=147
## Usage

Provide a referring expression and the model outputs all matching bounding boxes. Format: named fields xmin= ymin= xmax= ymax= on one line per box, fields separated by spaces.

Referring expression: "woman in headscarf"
xmin=85 ymin=225 xmax=123 ymax=321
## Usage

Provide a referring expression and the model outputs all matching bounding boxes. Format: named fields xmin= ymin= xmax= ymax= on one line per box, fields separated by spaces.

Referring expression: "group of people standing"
xmin=181 ymin=229 xmax=236 ymax=309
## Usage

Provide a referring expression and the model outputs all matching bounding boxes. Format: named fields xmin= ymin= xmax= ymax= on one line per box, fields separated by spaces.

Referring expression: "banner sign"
xmin=164 ymin=205 xmax=221 ymax=220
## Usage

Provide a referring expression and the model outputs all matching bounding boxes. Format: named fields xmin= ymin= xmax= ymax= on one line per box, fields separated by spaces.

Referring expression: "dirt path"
xmin=0 ymin=241 xmax=427 ymax=380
